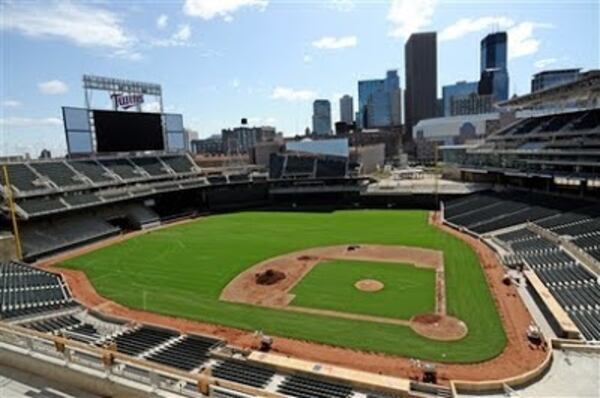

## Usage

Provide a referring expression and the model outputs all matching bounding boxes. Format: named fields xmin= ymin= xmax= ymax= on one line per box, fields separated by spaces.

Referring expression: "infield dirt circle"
xmin=354 ymin=279 xmax=384 ymax=292
xmin=410 ymin=313 xmax=468 ymax=341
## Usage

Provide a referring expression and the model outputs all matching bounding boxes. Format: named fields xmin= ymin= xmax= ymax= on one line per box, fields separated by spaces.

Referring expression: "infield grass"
xmin=291 ymin=259 xmax=435 ymax=319
xmin=59 ymin=210 xmax=506 ymax=362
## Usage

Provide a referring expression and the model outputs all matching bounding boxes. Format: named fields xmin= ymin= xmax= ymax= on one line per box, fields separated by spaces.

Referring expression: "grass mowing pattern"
xmin=60 ymin=210 xmax=506 ymax=362
xmin=291 ymin=259 xmax=435 ymax=320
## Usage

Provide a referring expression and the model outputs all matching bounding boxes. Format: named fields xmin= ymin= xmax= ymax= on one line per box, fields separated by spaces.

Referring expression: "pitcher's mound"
xmin=255 ymin=269 xmax=286 ymax=285
xmin=410 ymin=313 xmax=468 ymax=341
xmin=355 ymin=279 xmax=384 ymax=292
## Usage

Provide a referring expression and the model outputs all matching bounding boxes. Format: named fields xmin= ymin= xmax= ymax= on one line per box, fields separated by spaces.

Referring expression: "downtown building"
xmin=404 ymin=32 xmax=437 ymax=142
xmin=339 ymin=95 xmax=354 ymax=124
xmin=312 ymin=99 xmax=332 ymax=135
xmin=478 ymin=32 xmax=509 ymax=101
xmin=531 ymin=68 xmax=581 ymax=92
xmin=442 ymin=81 xmax=478 ymax=116
xmin=222 ymin=125 xmax=277 ymax=154
xmin=356 ymin=71 xmax=402 ymax=129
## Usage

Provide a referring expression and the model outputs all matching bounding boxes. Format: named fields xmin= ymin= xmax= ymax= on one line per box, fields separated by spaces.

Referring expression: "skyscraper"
xmin=312 ymin=99 xmax=332 ymax=135
xmin=404 ymin=32 xmax=437 ymax=140
xmin=339 ymin=95 xmax=354 ymax=124
xmin=442 ymin=81 xmax=478 ymax=116
xmin=478 ymin=32 xmax=509 ymax=101
xmin=356 ymin=70 xmax=402 ymax=129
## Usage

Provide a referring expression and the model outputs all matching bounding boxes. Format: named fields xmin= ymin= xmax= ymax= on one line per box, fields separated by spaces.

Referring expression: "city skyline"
xmin=1 ymin=0 xmax=598 ymax=156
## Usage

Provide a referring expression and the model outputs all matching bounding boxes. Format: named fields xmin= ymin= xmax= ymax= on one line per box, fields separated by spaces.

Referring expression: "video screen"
xmin=93 ymin=110 xmax=164 ymax=152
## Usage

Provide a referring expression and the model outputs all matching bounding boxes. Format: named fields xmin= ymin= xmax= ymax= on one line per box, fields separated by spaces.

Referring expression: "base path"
xmin=39 ymin=212 xmax=548 ymax=384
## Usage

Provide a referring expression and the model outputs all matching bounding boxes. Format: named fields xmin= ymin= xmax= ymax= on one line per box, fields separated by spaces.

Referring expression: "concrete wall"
xmin=352 ymin=144 xmax=385 ymax=174
xmin=0 ymin=233 xmax=16 ymax=261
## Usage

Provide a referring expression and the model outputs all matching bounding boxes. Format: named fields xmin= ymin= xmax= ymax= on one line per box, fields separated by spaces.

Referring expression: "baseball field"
xmin=59 ymin=210 xmax=506 ymax=363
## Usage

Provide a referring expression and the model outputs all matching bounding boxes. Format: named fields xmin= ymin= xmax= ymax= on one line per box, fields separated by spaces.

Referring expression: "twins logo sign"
xmin=110 ymin=93 xmax=144 ymax=110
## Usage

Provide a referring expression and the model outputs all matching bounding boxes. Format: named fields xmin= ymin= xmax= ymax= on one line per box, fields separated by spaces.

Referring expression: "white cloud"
xmin=38 ymin=80 xmax=69 ymax=95
xmin=230 ymin=78 xmax=241 ymax=88
xmin=152 ymin=24 xmax=193 ymax=47
xmin=109 ymin=49 xmax=143 ymax=61
xmin=303 ymin=54 xmax=313 ymax=64
xmin=183 ymin=0 xmax=268 ymax=21
xmin=0 ymin=117 xmax=62 ymax=128
xmin=173 ymin=24 xmax=191 ymax=41
xmin=508 ymin=22 xmax=553 ymax=60
xmin=438 ymin=16 xmax=551 ymax=60
xmin=271 ymin=87 xmax=317 ymax=102
xmin=327 ymin=0 xmax=355 ymax=12
xmin=156 ymin=14 xmax=168 ymax=29
xmin=312 ymin=36 xmax=357 ymax=50
xmin=440 ymin=17 xmax=514 ymax=41
xmin=0 ymin=1 xmax=134 ymax=49
xmin=2 ymin=100 xmax=22 ymax=108
xmin=388 ymin=0 xmax=437 ymax=39
xmin=534 ymin=58 xmax=557 ymax=69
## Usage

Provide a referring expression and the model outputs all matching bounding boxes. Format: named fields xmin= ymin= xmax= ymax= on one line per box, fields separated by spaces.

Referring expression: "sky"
xmin=0 ymin=0 xmax=598 ymax=157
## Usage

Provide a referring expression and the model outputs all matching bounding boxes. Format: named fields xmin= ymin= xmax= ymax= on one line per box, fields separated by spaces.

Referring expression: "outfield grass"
xmin=291 ymin=259 xmax=435 ymax=319
xmin=59 ymin=210 xmax=506 ymax=362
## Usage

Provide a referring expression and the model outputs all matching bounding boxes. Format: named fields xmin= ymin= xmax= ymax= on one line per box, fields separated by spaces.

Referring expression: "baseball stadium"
xmin=0 ymin=72 xmax=599 ymax=398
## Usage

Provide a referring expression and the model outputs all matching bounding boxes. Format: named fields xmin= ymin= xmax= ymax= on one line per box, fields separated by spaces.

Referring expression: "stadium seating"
xmin=268 ymin=153 xmax=349 ymax=180
xmin=18 ymin=197 xmax=67 ymax=216
xmin=63 ymin=192 xmax=102 ymax=207
xmin=493 ymin=225 xmax=600 ymax=341
xmin=110 ymin=325 xmax=179 ymax=356
xmin=69 ymin=160 xmax=116 ymax=183
xmin=29 ymin=161 xmax=87 ymax=188
xmin=211 ymin=359 xmax=275 ymax=388
xmin=20 ymin=215 xmax=120 ymax=260
xmin=146 ymin=334 xmax=220 ymax=370
xmin=316 ymin=158 xmax=347 ymax=178
xmin=454 ymin=107 xmax=600 ymax=178
xmin=284 ymin=155 xmax=316 ymax=176
xmin=0 ymin=262 xmax=72 ymax=318
xmin=444 ymin=191 xmax=591 ymax=234
xmin=5 ymin=164 xmax=48 ymax=193
xmin=130 ymin=156 xmax=170 ymax=177
xmin=160 ymin=155 xmax=196 ymax=174
xmin=99 ymin=158 xmax=143 ymax=180
xmin=24 ymin=314 xmax=82 ymax=333
xmin=277 ymin=374 xmax=353 ymax=398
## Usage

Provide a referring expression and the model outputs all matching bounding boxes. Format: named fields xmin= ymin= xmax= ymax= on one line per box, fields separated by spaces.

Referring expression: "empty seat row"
xmin=20 ymin=215 xmax=120 ymax=260
xmin=110 ymin=326 xmax=179 ymax=356
xmin=0 ymin=262 xmax=72 ymax=315
xmin=277 ymin=374 xmax=353 ymax=398
xmin=550 ymin=282 xmax=600 ymax=310
xmin=2 ymin=155 xmax=198 ymax=196
xmin=495 ymin=228 xmax=538 ymax=244
xmin=211 ymin=360 xmax=275 ymax=388
xmin=147 ymin=334 xmax=220 ymax=371
xmin=25 ymin=314 xmax=81 ymax=333
xmin=568 ymin=309 xmax=600 ymax=341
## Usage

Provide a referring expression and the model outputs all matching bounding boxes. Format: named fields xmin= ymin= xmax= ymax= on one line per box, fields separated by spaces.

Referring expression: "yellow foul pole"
xmin=2 ymin=165 xmax=23 ymax=260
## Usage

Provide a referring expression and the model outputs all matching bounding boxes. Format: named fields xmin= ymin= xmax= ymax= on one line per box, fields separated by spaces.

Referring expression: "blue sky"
xmin=1 ymin=0 xmax=598 ymax=157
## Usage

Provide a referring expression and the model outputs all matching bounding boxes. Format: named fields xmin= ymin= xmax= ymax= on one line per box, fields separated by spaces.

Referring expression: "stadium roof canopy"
xmin=498 ymin=70 xmax=600 ymax=111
